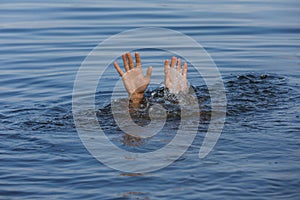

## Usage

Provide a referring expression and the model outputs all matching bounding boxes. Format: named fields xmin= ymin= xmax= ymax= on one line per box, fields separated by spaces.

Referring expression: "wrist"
xmin=128 ymin=92 xmax=144 ymax=109
xmin=129 ymin=92 xmax=144 ymax=102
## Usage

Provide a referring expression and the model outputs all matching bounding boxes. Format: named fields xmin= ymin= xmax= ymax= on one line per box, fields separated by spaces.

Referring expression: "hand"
xmin=114 ymin=52 xmax=152 ymax=103
xmin=164 ymin=56 xmax=188 ymax=94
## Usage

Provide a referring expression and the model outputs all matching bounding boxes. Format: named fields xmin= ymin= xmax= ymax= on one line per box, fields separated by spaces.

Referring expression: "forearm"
xmin=129 ymin=92 xmax=144 ymax=108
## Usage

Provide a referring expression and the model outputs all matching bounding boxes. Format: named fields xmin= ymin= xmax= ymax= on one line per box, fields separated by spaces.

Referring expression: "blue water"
xmin=1 ymin=0 xmax=300 ymax=199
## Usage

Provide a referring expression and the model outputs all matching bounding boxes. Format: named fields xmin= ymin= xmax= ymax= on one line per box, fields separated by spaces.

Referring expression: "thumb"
xmin=164 ymin=59 xmax=169 ymax=75
xmin=146 ymin=66 xmax=152 ymax=79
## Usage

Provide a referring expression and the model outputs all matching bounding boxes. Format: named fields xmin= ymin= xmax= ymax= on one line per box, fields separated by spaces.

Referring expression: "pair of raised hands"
xmin=114 ymin=52 xmax=188 ymax=104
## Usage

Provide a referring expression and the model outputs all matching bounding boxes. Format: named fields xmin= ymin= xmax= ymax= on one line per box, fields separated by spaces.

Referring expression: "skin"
xmin=164 ymin=56 xmax=188 ymax=94
xmin=114 ymin=52 xmax=152 ymax=106
xmin=113 ymin=53 xmax=188 ymax=107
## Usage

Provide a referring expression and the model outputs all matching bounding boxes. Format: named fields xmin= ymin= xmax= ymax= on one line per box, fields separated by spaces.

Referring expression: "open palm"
xmin=164 ymin=56 xmax=188 ymax=94
xmin=114 ymin=52 xmax=152 ymax=99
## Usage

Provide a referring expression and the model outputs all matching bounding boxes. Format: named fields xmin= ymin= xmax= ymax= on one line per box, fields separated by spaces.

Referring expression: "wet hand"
xmin=164 ymin=56 xmax=188 ymax=94
xmin=114 ymin=52 xmax=152 ymax=102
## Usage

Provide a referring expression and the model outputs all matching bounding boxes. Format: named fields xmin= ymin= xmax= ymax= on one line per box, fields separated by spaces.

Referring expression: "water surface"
xmin=0 ymin=0 xmax=300 ymax=199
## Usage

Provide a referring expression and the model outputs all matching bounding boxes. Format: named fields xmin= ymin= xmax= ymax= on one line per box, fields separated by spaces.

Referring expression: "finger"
xmin=146 ymin=66 xmax=152 ymax=79
xmin=183 ymin=62 xmax=188 ymax=77
xmin=114 ymin=62 xmax=124 ymax=76
xmin=171 ymin=56 xmax=176 ymax=68
xmin=135 ymin=52 xmax=141 ymax=68
xmin=122 ymin=54 xmax=129 ymax=72
xmin=127 ymin=52 xmax=134 ymax=69
xmin=177 ymin=58 xmax=181 ymax=72
xmin=164 ymin=59 xmax=169 ymax=73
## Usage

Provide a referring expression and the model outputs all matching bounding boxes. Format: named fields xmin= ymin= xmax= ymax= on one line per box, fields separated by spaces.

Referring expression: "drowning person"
xmin=110 ymin=52 xmax=198 ymax=146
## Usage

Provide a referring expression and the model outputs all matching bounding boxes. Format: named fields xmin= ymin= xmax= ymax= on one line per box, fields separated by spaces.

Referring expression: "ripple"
xmin=1 ymin=0 xmax=300 ymax=199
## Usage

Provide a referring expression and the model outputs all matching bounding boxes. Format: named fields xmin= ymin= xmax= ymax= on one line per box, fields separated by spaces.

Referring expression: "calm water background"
xmin=1 ymin=0 xmax=300 ymax=199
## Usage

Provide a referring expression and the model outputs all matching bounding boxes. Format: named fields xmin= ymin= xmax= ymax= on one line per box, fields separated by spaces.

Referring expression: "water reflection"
xmin=122 ymin=133 xmax=144 ymax=147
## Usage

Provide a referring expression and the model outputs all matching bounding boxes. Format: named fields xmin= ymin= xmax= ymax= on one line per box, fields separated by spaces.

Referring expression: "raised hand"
xmin=164 ymin=56 xmax=188 ymax=94
xmin=114 ymin=52 xmax=152 ymax=104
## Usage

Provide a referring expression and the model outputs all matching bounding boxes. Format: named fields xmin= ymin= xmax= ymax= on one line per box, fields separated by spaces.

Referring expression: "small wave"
xmin=96 ymin=73 xmax=297 ymax=138
xmin=225 ymin=73 xmax=294 ymax=116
